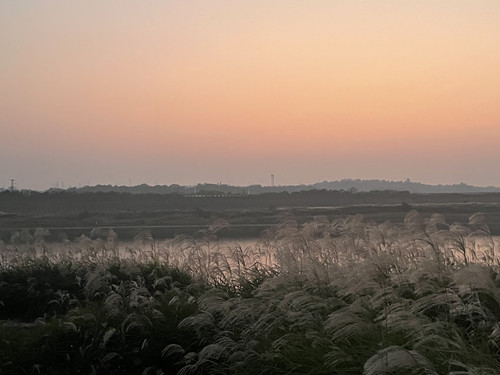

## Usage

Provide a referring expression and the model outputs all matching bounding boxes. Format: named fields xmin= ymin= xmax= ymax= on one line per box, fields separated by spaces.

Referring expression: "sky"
xmin=1 ymin=1 xmax=499 ymax=190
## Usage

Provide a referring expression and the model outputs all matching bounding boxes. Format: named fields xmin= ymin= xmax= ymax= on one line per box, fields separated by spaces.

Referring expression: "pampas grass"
xmin=2 ymin=211 xmax=500 ymax=374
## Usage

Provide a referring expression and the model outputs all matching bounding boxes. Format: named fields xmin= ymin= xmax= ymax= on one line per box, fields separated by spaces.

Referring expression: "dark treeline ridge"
xmin=61 ymin=179 xmax=500 ymax=195
xmin=2 ymin=189 xmax=500 ymax=214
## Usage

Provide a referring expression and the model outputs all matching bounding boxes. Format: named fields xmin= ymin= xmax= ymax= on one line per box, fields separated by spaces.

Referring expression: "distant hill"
xmin=66 ymin=179 xmax=500 ymax=195
xmin=311 ymin=180 xmax=500 ymax=194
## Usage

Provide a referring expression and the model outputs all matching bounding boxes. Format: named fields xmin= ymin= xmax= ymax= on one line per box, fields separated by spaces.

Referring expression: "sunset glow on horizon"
xmin=1 ymin=1 xmax=499 ymax=190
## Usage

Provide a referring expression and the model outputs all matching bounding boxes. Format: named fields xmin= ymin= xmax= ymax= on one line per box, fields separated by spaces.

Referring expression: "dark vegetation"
xmin=3 ymin=190 xmax=500 ymax=215
xmin=2 ymin=189 xmax=500 ymax=240
xmin=67 ymin=179 xmax=500 ymax=194
xmin=2 ymin=212 xmax=500 ymax=374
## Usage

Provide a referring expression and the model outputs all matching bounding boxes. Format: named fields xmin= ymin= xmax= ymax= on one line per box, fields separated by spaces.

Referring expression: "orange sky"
xmin=1 ymin=1 xmax=499 ymax=189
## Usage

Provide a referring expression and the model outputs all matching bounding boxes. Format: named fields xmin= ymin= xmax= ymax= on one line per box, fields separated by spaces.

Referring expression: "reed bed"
xmin=1 ymin=210 xmax=500 ymax=374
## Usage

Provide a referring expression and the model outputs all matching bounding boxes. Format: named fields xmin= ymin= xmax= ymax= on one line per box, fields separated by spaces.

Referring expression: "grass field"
xmin=2 ymin=211 xmax=500 ymax=374
xmin=3 ymin=200 xmax=500 ymax=242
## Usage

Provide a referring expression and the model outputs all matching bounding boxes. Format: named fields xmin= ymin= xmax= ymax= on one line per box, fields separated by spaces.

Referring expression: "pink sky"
xmin=1 ymin=1 xmax=499 ymax=190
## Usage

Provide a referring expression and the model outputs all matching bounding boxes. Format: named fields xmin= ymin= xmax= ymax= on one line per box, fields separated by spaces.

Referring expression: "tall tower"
xmin=9 ymin=179 xmax=15 ymax=191
xmin=271 ymin=174 xmax=275 ymax=187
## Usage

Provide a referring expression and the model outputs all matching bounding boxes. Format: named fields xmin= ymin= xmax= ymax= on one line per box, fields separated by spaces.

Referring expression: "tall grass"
xmin=1 ymin=210 xmax=500 ymax=374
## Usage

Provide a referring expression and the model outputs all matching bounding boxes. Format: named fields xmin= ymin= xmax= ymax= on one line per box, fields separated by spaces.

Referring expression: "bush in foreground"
xmin=1 ymin=211 xmax=500 ymax=374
